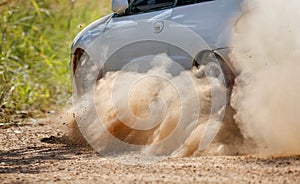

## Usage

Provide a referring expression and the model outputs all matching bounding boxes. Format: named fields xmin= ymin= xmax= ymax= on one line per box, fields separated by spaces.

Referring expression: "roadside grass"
xmin=0 ymin=0 xmax=111 ymax=126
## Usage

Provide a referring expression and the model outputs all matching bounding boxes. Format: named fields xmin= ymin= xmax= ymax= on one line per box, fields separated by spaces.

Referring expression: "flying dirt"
xmin=230 ymin=0 xmax=300 ymax=155
xmin=69 ymin=54 xmax=243 ymax=158
xmin=67 ymin=0 xmax=300 ymax=158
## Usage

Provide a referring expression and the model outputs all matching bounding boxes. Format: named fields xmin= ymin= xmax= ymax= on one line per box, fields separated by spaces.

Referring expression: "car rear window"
xmin=133 ymin=0 xmax=174 ymax=12
xmin=177 ymin=0 xmax=214 ymax=6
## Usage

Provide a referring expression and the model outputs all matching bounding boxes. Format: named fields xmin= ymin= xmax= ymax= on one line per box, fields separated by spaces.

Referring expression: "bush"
xmin=0 ymin=0 xmax=111 ymax=125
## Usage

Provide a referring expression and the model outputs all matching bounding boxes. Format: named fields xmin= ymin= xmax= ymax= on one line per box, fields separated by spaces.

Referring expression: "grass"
xmin=0 ymin=0 xmax=111 ymax=125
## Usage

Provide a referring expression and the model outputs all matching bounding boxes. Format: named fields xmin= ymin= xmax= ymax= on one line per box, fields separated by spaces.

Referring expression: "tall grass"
xmin=0 ymin=0 xmax=111 ymax=125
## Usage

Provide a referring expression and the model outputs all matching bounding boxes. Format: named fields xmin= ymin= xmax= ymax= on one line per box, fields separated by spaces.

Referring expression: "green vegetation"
xmin=0 ymin=0 xmax=111 ymax=125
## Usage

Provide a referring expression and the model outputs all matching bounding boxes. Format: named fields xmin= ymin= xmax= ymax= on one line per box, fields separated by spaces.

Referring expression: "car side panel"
xmin=94 ymin=9 xmax=174 ymax=71
xmin=172 ymin=0 xmax=243 ymax=49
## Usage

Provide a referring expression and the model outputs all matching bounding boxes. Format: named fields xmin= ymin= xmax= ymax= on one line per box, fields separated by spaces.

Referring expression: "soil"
xmin=1 ymin=120 xmax=300 ymax=184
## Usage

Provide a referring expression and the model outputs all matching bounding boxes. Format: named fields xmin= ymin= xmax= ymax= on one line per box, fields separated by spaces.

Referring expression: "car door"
xmin=171 ymin=0 xmax=243 ymax=50
xmin=99 ymin=0 xmax=176 ymax=72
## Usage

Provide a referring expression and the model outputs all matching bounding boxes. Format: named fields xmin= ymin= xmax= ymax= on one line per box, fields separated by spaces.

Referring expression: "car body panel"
xmin=97 ymin=9 xmax=174 ymax=71
xmin=71 ymin=0 xmax=243 ymax=75
xmin=171 ymin=0 xmax=242 ymax=49
xmin=71 ymin=14 xmax=114 ymax=52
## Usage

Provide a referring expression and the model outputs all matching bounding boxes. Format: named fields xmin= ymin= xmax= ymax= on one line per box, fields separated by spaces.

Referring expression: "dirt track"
xmin=1 ymin=120 xmax=300 ymax=184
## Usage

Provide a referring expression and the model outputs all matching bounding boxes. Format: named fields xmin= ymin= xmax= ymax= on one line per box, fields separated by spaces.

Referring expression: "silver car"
xmin=70 ymin=0 xmax=243 ymax=95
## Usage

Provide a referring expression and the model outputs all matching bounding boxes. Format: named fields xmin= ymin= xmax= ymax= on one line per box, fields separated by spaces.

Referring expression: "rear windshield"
xmin=176 ymin=0 xmax=214 ymax=6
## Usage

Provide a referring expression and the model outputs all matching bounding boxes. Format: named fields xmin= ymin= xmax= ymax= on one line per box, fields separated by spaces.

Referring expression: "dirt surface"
xmin=1 ymin=120 xmax=300 ymax=184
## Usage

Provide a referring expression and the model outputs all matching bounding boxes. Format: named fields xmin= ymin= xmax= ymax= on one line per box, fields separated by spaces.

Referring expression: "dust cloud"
xmin=230 ymin=0 xmax=300 ymax=154
xmin=69 ymin=55 xmax=243 ymax=157
xmin=66 ymin=0 xmax=300 ymax=157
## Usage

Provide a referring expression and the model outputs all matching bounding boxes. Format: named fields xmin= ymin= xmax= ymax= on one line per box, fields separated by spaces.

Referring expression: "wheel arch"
xmin=71 ymin=48 xmax=85 ymax=76
xmin=193 ymin=49 xmax=235 ymax=88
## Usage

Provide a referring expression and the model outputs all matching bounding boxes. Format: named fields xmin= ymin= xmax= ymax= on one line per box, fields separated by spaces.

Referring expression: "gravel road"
xmin=1 ymin=120 xmax=299 ymax=184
